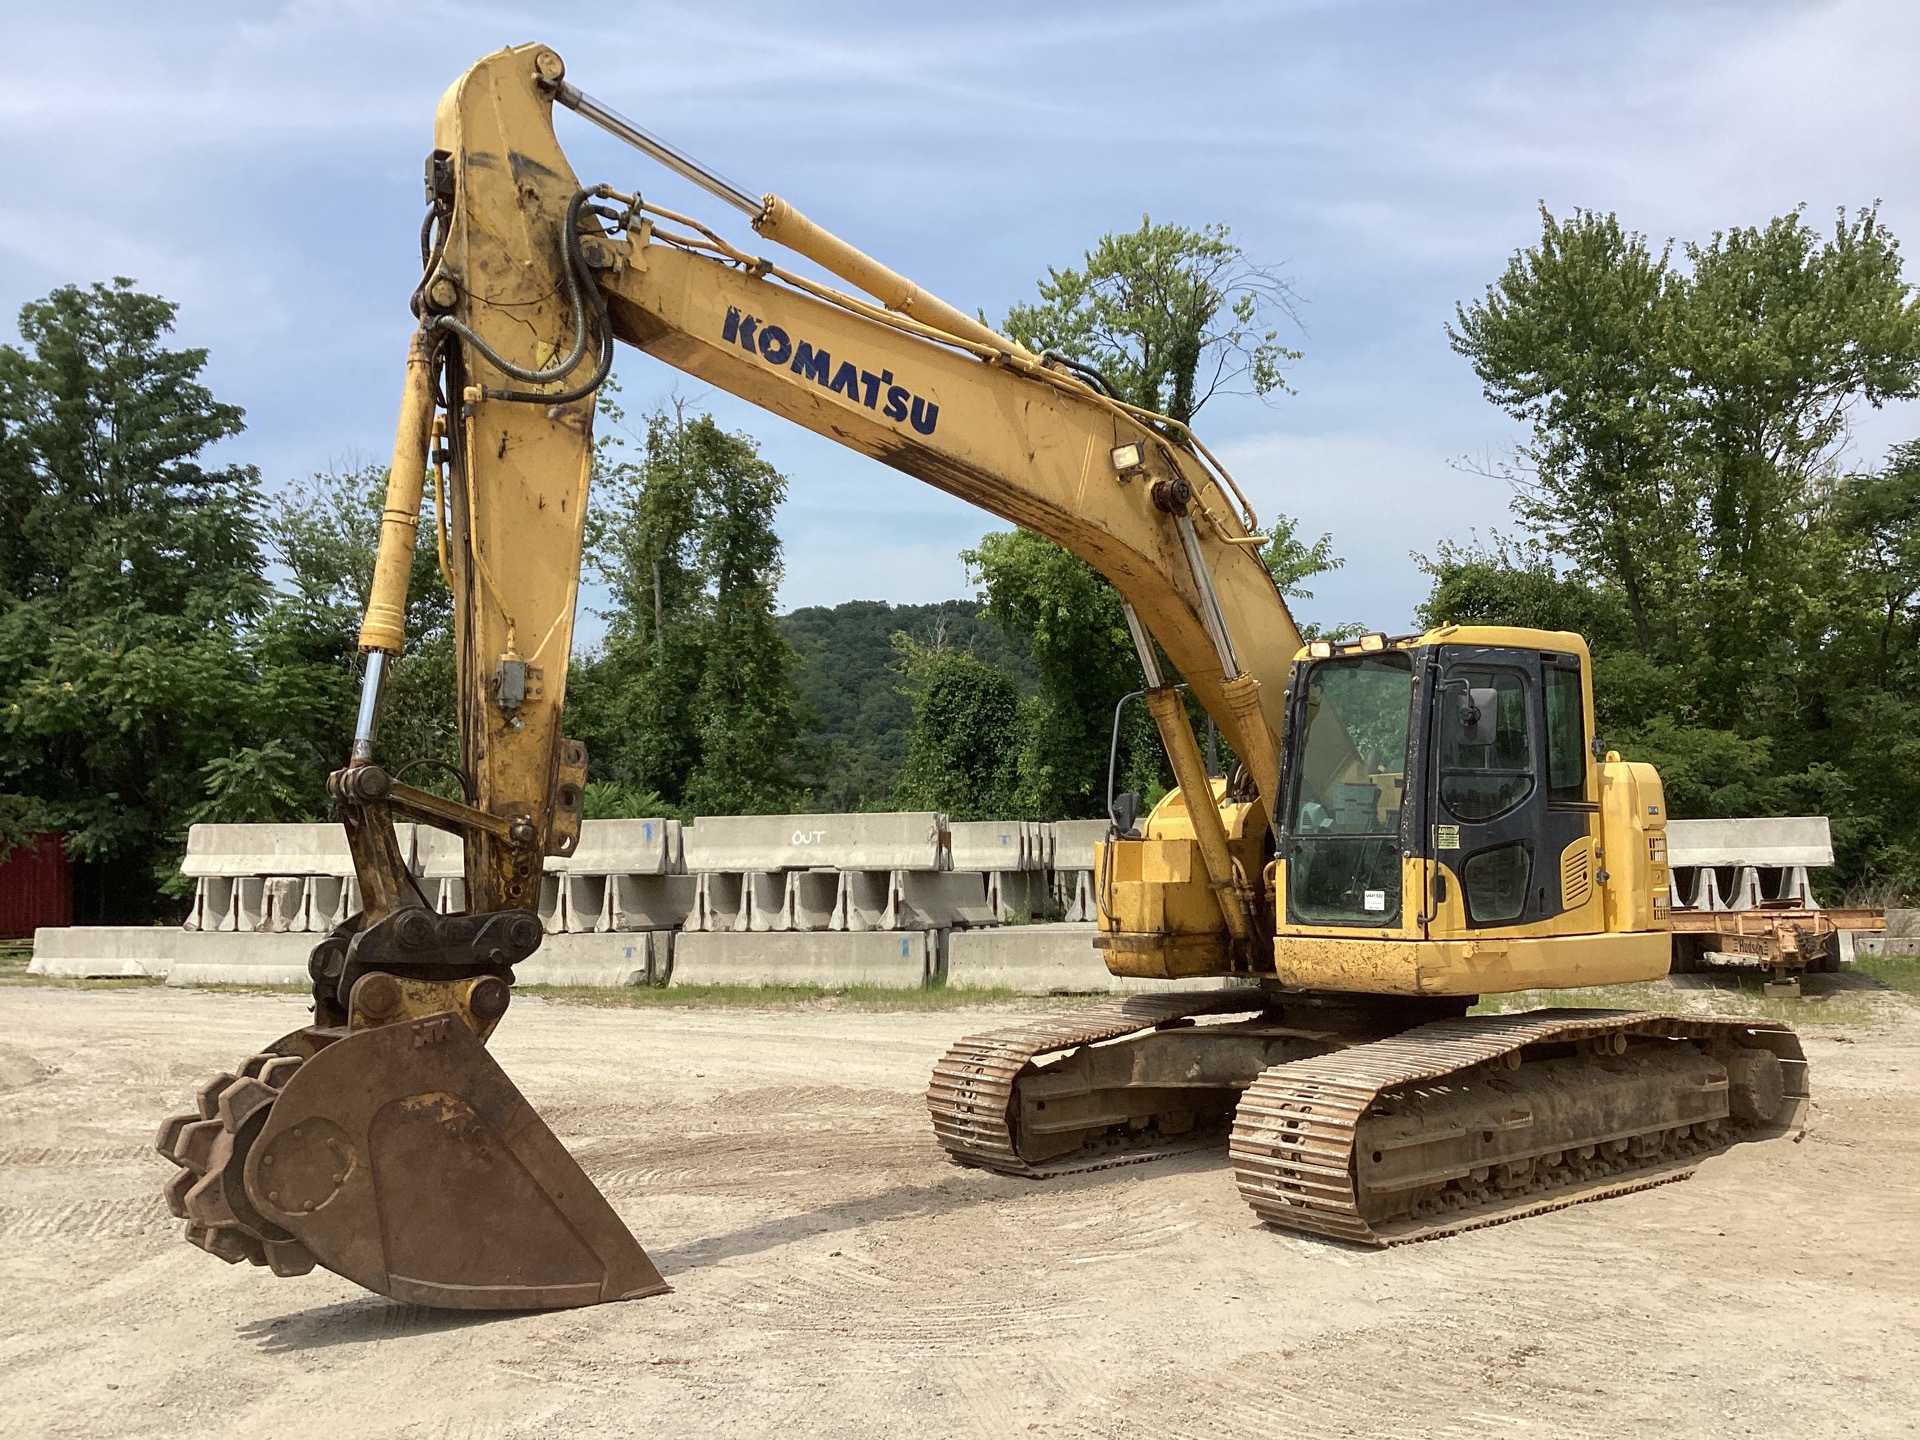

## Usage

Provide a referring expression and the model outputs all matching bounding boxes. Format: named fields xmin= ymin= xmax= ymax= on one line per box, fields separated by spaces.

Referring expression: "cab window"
xmin=1287 ymin=654 xmax=1412 ymax=926
xmin=1439 ymin=669 xmax=1533 ymax=822
xmin=1544 ymin=662 xmax=1585 ymax=803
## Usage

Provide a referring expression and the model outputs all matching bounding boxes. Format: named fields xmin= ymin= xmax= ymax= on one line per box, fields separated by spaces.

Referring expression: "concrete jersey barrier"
xmin=560 ymin=818 xmax=683 ymax=876
xmin=1665 ymin=817 xmax=1834 ymax=869
xmin=948 ymin=820 xmax=1032 ymax=873
xmin=1051 ymin=820 xmax=1111 ymax=872
xmin=682 ymin=811 xmax=946 ymax=872
xmin=181 ymin=822 xmax=375 ymax=878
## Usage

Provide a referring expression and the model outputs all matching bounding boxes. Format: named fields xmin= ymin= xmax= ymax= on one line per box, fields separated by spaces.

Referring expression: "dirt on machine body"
xmin=157 ymin=41 xmax=1807 ymax=1307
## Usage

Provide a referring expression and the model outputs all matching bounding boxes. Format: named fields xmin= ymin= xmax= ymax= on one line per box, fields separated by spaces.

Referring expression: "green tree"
xmin=682 ymin=410 xmax=810 ymax=814
xmin=1261 ymin=513 xmax=1356 ymax=640
xmin=779 ymin=599 xmax=1035 ymax=812
xmin=1446 ymin=207 xmax=1692 ymax=654
xmin=577 ymin=403 xmax=810 ymax=814
xmin=890 ymin=633 xmax=1024 ymax=819
xmin=1440 ymin=204 xmax=1920 ymax=893
xmin=259 ymin=464 xmax=456 ymax=802
xmin=963 ymin=528 xmax=1137 ymax=818
xmin=1004 ymin=216 xmax=1300 ymax=425
xmin=0 ymin=280 xmax=279 ymax=915
xmin=572 ymin=397 xmax=708 ymax=803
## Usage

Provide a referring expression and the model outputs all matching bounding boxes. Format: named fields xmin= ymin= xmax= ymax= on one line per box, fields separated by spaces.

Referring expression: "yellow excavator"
xmin=156 ymin=44 xmax=1807 ymax=1306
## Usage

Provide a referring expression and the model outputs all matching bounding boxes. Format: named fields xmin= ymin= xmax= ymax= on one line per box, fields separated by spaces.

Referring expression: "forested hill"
xmin=779 ymin=599 xmax=1036 ymax=812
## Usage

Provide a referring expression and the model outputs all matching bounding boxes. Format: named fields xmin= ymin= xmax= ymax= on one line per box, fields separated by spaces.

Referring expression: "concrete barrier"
xmin=515 ymin=931 xmax=661 ymax=987
xmin=777 ymin=870 xmax=839 ymax=931
xmin=1672 ymin=861 xmax=1823 ymax=915
xmin=166 ymin=933 xmax=314 ymax=987
xmin=687 ymin=872 xmax=744 ymax=932
xmin=988 ymin=870 xmax=1056 ymax=923
xmin=560 ymin=875 xmax=606 ymax=933
xmin=411 ymin=828 xmax=465 ymax=916
xmin=181 ymin=823 xmax=364 ymax=878
xmin=945 ymin=924 xmax=1242 ymax=994
xmin=1051 ymin=820 xmax=1111 ymax=872
xmin=1029 ymin=821 xmax=1052 ymax=871
xmin=561 ymin=818 xmax=683 ymax=876
xmin=1665 ymin=817 xmax=1834 ymax=869
xmin=949 ymin=821 xmax=1031 ymax=873
xmin=605 ymin=874 xmax=697 ymax=931
xmin=683 ymin=812 xmax=945 ymax=872
xmin=832 ymin=870 xmax=892 ymax=931
xmin=670 ymin=929 xmax=935 ymax=987
xmin=893 ymin=871 xmax=996 ymax=929
xmin=741 ymin=871 xmax=787 ymax=932
xmin=1055 ymin=870 xmax=1097 ymax=923
xmin=30 ymin=926 xmax=178 ymax=978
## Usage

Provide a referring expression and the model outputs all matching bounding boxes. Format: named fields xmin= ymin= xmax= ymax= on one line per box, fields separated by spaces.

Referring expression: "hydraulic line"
xmin=427 ymin=188 xmax=613 ymax=405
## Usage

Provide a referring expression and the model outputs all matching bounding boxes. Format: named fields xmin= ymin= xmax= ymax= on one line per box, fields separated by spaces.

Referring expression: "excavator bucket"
xmin=159 ymin=1013 xmax=666 ymax=1309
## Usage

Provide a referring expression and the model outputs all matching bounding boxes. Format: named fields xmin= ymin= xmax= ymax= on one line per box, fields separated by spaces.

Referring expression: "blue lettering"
xmin=736 ymin=314 xmax=759 ymax=352
xmin=792 ymin=342 xmax=831 ymax=385
xmin=722 ymin=307 xmax=741 ymax=344
xmin=859 ymin=370 xmax=882 ymax=408
xmin=910 ymin=396 xmax=939 ymax=435
xmin=883 ymin=384 xmax=910 ymax=421
xmin=757 ymin=325 xmax=792 ymax=366
xmin=829 ymin=361 xmax=861 ymax=399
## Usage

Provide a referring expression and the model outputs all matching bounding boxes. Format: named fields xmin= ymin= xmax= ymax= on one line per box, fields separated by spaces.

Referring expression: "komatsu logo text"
xmin=722 ymin=308 xmax=939 ymax=436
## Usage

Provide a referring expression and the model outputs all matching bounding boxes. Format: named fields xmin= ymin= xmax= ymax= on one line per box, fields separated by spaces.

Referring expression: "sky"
xmin=4 ymin=0 xmax=1918 ymax=640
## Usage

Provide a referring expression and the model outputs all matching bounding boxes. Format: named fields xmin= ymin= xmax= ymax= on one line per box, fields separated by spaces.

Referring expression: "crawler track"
xmin=926 ymin=991 xmax=1271 ymax=1176
xmin=1229 ymin=1009 xmax=1809 ymax=1245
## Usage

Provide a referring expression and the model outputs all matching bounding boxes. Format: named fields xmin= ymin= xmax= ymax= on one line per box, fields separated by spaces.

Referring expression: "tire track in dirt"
xmin=0 ymin=1144 xmax=155 ymax=1167
xmin=0 ymin=1195 xmax=165 ymax=1241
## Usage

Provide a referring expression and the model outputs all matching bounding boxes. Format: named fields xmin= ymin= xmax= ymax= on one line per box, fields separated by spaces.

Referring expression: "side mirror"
xmin=1457 ymin=686 xmax=1499 ymax=747
xmin=1110 ymin=790 xmax=1142 ymax=838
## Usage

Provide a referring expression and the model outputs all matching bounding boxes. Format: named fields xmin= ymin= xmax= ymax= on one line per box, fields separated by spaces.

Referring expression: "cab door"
xmin=1426 ymin=647 xmax=1591 ymax=929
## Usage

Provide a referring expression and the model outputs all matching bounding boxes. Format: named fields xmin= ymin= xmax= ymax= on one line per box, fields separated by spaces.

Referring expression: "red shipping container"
xmin=0 ymin=833 xmax=72 ymax=940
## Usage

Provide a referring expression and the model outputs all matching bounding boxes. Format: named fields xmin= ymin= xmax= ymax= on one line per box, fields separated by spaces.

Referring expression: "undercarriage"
xmin=927 ymin=991 xmax=1807 ymax=1243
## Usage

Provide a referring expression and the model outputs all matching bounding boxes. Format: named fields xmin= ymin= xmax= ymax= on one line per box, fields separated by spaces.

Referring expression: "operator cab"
xmin=1280 ymin=626 xmax=1596 ymax=934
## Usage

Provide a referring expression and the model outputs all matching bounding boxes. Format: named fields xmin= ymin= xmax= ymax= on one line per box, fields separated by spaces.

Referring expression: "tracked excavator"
xmin=157 ymin=44 xmax=1808 ymax=1307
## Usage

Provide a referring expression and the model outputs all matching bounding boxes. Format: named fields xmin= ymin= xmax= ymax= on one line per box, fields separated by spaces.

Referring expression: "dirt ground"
xmin=2 ymin=980 xmax=1916 ymax=1440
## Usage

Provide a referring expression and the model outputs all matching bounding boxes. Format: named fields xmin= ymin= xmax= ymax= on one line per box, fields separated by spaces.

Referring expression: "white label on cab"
xmin=1363 ymin=889 xmax=1387 ymax=913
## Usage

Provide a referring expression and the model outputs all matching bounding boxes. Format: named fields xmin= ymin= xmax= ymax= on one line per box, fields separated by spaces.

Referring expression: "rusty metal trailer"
xmin=1670 ymin=905 xmax=1885 ymax=994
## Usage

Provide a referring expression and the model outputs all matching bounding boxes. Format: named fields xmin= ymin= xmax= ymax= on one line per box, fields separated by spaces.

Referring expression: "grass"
xmin=1853 ymin=949 xmax=1920 ymax=998
xmin=0 ymin=939 xmax=1102 ymax=1014
xmin=519 ymin=980 xmax=1103 ymax=1012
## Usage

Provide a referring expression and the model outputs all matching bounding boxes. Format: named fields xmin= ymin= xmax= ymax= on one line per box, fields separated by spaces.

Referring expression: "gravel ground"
xmin=1 ymin=979 xmax=1915 ymax=1439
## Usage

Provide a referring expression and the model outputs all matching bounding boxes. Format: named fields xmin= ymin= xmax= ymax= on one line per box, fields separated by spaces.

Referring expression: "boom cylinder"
xmin=1144 ymin=686 xmax=1253 ymax=942
xmin=752 ymin=196 xmax=1034 ymax=359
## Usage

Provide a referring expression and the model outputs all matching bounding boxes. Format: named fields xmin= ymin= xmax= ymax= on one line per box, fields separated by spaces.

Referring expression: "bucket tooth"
xmin=245 ymin=1013 xmax=666 ymax=1309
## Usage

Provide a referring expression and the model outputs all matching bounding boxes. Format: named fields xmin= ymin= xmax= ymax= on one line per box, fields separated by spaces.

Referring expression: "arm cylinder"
xmin=357 ymin=330 xmax=437 ymax=656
